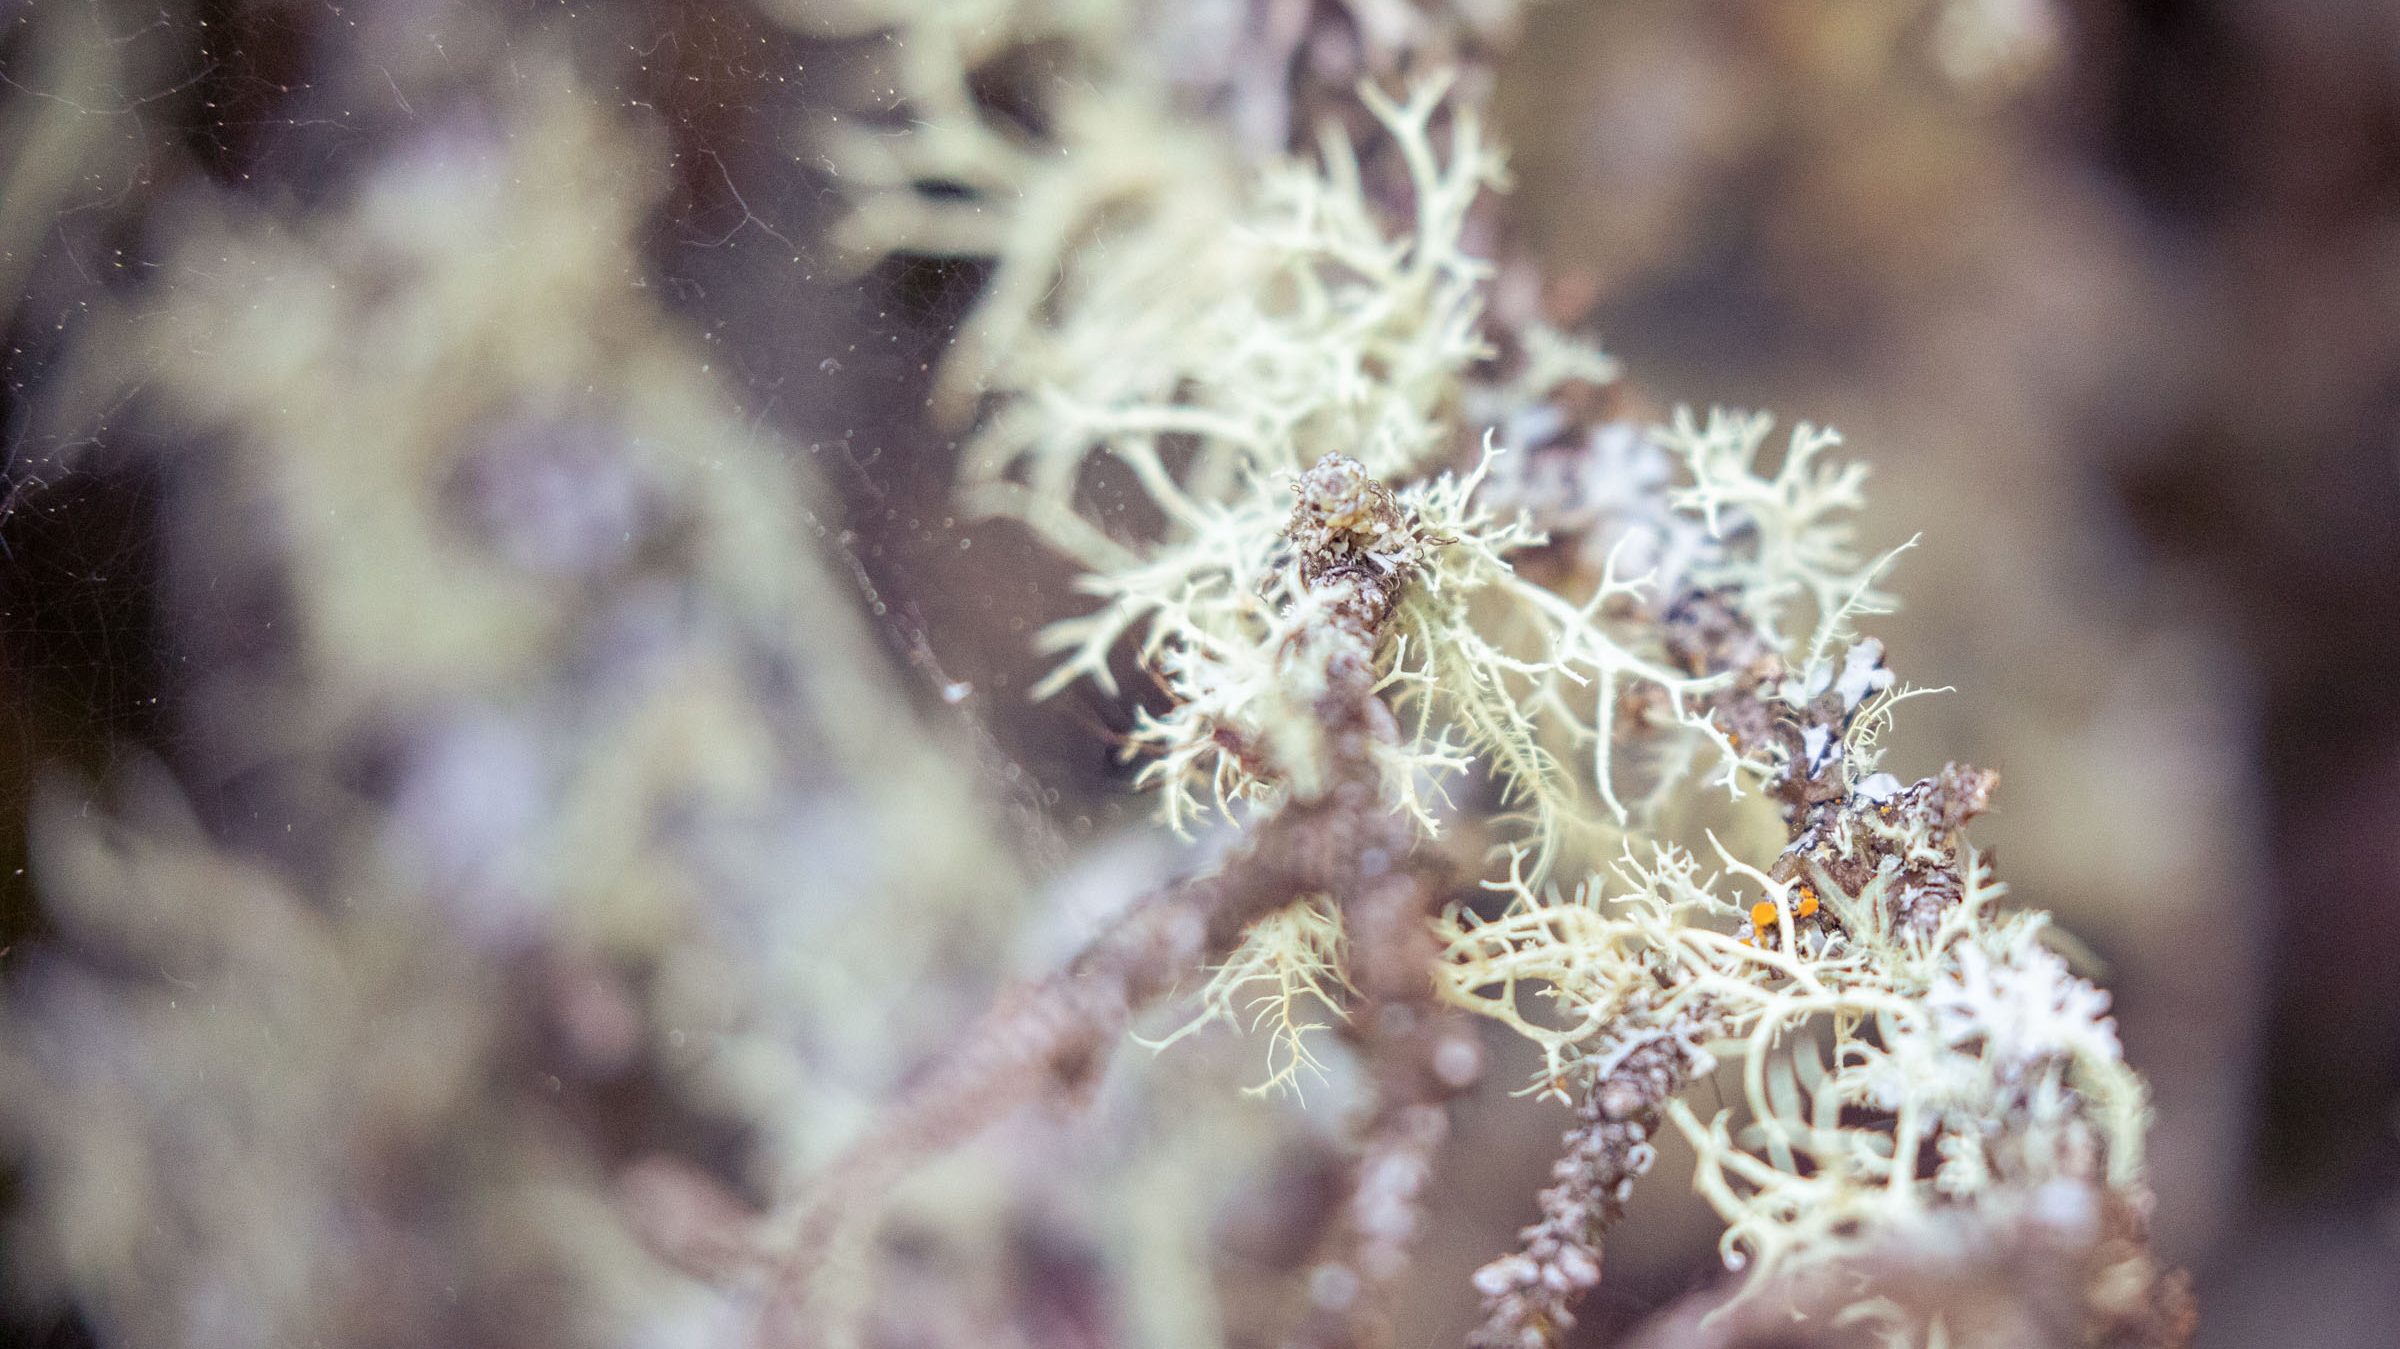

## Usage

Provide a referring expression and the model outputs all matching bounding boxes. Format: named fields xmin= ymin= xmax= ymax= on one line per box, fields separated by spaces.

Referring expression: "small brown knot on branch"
xmin=1288 ymin=455 xmax=1443 ymax=583
xmin=1285 ymin=455 xmax=1447 ymax=648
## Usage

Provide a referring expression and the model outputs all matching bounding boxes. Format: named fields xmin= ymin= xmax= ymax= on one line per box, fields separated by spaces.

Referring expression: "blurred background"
xmin=1 ymin=1 xmax=2396 ymax=1346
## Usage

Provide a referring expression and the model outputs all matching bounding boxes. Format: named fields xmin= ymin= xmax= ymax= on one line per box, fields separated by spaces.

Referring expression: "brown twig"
xmin=1467 ymin=1029 xmax=1708 ymax=1349
xmin=1286 ymin=856 xmax=1485 ymax=1349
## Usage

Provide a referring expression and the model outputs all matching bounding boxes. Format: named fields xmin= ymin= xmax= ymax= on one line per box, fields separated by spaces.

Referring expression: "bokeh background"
xmin=1 ymin=1 xmax=2395 ymax=1346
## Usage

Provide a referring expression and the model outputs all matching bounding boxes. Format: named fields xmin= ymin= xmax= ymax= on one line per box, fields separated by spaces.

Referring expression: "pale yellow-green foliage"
xmin=975 ymin=74 xmax=1503 ymax=554
xmin=816 ymin=24 xmax=1937 ymax=1118
xmin=1433 ymin=841 xmax=1736 ymax=1085
xmin=774 ymin=0 xmax=1235 ymax=433
xmin=805 ymin=5 xmax=2157 ymax=1333
xmin=1383 ymin=449 xmax=1714 ymax=860
xmin=1659 ymin=407 xmax=1895 ymax=659
xmin=795 ymin=6 xmax=1908 ymax=862
xmin=1442 ymin=829 xmax=2149 ymax=1344
xmin=952 ymin=77 xmax=1773 ymax=865
xmin=1144 ymin=894 xmax=1354 ymax=1098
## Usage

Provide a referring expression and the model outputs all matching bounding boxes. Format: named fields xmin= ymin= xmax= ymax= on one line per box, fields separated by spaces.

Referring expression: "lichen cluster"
xmin=0 ymin=2 xmax=2192 ymax=1347
xmin=0 ymin=39 xmax=1240 ymax=1349
xmin=807 ymin=0 xmax=2186 ymax=1344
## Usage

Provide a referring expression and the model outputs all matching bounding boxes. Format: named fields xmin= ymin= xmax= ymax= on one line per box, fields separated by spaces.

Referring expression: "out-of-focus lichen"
xmin=0 ymin=33 xmax=1265 ymax=1349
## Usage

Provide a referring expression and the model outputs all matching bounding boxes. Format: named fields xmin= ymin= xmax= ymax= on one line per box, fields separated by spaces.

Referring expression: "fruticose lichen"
xmin=799 ymin=1 xmax=2190 ymax=1345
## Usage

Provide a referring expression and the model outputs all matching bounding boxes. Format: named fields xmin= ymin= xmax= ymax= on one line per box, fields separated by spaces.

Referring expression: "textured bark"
xmin=1467 ymin=1032 xmax=1705 ymax=1349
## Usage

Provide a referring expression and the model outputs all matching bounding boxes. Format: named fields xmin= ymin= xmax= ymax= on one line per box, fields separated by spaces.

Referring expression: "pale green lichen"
xmin=1143 ymin=893 xmax=1355 ymax=1098
xmin=807 ymin=2 xmax=2168 ymax=1340
xmin=1443 ymin=823 xmax=2149 ymax=1344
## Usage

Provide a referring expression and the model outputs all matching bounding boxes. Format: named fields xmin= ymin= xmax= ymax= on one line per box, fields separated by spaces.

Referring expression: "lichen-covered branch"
xmin=765 ymin=452 xmax=1456 ymax=1341
xmin=1469 ymin=1029 xmax=1710 ymax=1349
xmin=1447 ymin=569 xmax=2180 ymax=1346
xmin=791 ymin=4 xmax=2191 ymax=1345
